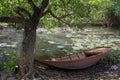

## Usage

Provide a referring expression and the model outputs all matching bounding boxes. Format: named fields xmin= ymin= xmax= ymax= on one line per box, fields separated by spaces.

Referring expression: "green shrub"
xmin=99 ymin=49 xmax=120 ymax=64
xmin=1 ymin=50 xmax=18 ymax=72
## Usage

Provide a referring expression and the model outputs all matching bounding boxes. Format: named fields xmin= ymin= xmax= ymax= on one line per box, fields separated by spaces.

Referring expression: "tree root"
xmin=15 ymin=66 xmax=45 ymax=80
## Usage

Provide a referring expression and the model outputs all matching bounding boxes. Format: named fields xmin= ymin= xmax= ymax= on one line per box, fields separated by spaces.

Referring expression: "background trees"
xmin=105 ymin=0 xmax=120 ymax=27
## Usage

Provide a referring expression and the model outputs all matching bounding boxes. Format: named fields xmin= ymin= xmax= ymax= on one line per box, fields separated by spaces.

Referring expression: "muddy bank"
xmin=37 ymin=64 xmax=120 ymax=80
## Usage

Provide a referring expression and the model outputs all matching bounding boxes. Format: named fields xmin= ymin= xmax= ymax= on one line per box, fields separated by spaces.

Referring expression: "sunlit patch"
xmin=48 ymin=41 xmax=57 ymax=44
xmin=0 ymin=43 xmax=16 ymax=48
xmin=57 ymin=45 xmax=64 ymax=48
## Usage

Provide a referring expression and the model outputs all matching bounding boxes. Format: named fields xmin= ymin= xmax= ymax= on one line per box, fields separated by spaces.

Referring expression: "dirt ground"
xmin=1 ymin=63 xmax=120 ymax=80
xmin=35 ymin=63 xmax=120 ymax=80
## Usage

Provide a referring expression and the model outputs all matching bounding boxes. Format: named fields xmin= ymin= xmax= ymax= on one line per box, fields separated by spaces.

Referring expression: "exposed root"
xmin=15 ymin=66 xmax=45 ymax=80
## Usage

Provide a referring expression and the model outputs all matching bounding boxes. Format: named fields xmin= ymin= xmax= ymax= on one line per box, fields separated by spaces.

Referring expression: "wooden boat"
xmin=35 ymin=47 xmax=112 ymax=69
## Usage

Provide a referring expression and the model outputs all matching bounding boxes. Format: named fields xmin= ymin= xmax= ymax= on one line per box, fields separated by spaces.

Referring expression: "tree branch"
xmin=39 ymin=0 xmax=49 ymax=13
xmin=40 ymin=8 xmax=50 ymax=18
xmin=15 ymin=9 xmax=24 ymax=18
xmin=15 ymin=7 xmax=32 ymax=18
xmin=0 ymin=16 xmax=24 ymax=23
xmin=48 ymin=9 xmax=71 ymax=26
xmin=28 ymin=0 xmax=36 ymax=9
xmin=59 ymin=13 xmax=74 ymax=19
xmin=61 ymin=0 xmax=66 ymax=10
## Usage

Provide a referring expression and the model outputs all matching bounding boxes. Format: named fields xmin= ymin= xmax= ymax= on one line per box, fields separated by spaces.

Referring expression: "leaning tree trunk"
xmin=18 ymin=25 xmax=36 ymax=79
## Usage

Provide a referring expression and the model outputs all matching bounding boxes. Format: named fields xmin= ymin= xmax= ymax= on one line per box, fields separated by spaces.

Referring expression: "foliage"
xmin=105 ymin=0 xmax=120 ymax=26
xmin=0 ymin=0 xmax=112 ymax=28
xmin=99 ymin=49 xmax=120 ymax=64
xmin=110 ymin=0 xmax=120 ymax=16
xmin=41 ymin=0 xmax=112 ymax=29
xmin=0 ymin=50 xmax=18 ymax=71
xmin=0 ymin=0 xmax=34 ymax=16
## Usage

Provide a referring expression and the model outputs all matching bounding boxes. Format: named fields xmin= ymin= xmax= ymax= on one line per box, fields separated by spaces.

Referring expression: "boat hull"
xmin=35 ymin=47 xmax=112 ymax=69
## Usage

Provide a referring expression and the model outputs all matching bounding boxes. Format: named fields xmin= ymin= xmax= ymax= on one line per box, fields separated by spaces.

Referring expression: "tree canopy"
xmin=0 ymin=0 xmax=115 ymax=29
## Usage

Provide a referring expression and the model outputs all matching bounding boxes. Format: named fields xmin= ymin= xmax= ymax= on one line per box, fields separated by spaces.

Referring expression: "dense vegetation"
xmin=106 ymin=0 xmax=120 ymax=27
xmin=0 ymin=0 xmax=119 ymax=28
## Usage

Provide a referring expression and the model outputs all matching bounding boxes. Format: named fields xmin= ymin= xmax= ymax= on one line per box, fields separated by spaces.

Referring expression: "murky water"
xmin=0 ymin=26 xmax=120 ymax=59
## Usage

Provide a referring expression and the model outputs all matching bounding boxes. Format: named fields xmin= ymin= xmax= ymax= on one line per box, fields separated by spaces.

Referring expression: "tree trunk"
xmin=18 ymin=25 xmax=36 ymax=79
